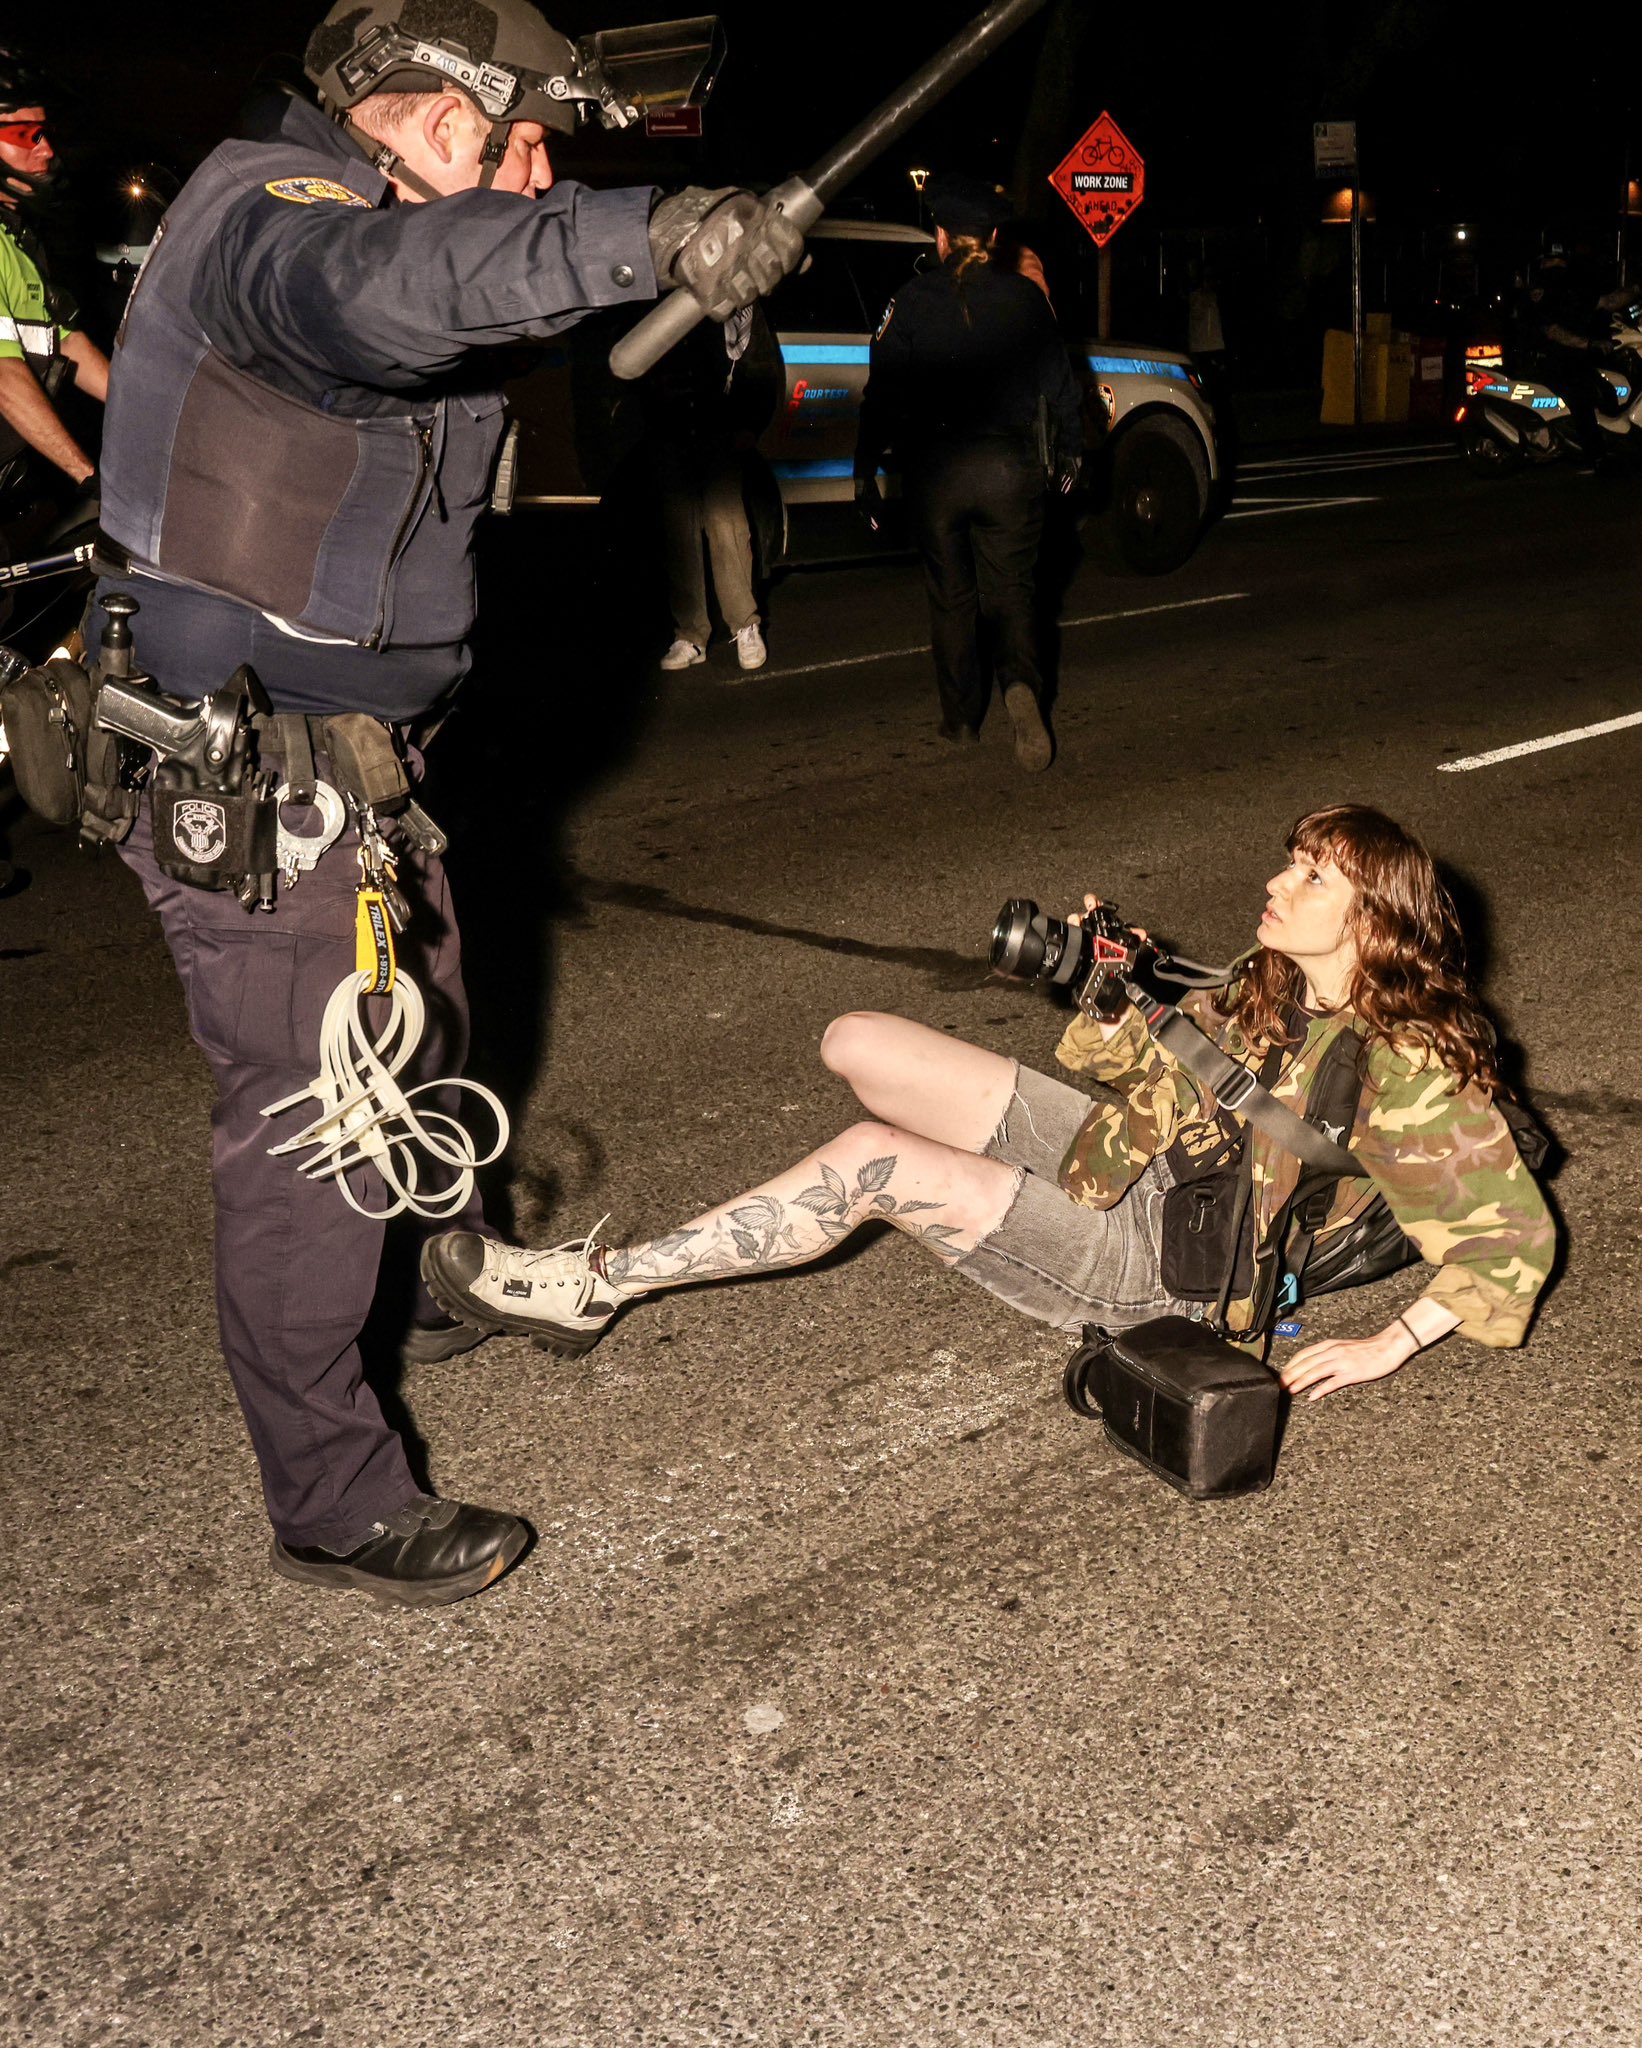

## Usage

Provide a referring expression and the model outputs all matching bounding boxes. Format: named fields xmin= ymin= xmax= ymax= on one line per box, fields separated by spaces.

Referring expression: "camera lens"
xmin=990 ymin=899 xmax=1041 ymax=977
xmin=990 ymin=899 xmax=1091 ymax=987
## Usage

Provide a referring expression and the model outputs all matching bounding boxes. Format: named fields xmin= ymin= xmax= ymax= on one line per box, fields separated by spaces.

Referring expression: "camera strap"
xmin=1130 ymin=992 xmax=1364 ymax=1179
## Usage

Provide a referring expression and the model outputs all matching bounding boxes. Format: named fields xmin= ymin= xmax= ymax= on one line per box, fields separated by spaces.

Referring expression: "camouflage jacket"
xmin=1054 ymin=993 xmax=1554 ymax=1348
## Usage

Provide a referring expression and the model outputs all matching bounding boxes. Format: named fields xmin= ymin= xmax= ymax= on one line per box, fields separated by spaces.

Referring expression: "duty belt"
xmin=92 ymin=651 xmax=445 ymax=908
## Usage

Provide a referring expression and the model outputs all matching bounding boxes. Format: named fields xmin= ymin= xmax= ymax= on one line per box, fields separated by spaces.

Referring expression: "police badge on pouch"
xmin=173 ymin=798 xmax=229 ymax=866
xmin=152 ymin=782 xmax=277 ymax=893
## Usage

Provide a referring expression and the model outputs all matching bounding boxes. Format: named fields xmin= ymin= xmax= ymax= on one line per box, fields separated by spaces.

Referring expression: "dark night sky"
xmin=22 ymin=0 xmax=1640 ymax=351
xmin=26 ymin=1 xmax=1634 ymax=217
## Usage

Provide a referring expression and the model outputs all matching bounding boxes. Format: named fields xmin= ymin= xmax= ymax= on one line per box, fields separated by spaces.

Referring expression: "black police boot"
xmin=271 ymin=1496 xmax=529 ymax=1608
xmin=1004 ymin=683 xmax=1054 ymax=773
xmin=399 ymin=1315 xmax=493 ymax=1367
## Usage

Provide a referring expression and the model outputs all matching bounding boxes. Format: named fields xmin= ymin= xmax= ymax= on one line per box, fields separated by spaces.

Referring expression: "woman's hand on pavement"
xmin=1279 ymin=1325 xmax=1417 ymax=1401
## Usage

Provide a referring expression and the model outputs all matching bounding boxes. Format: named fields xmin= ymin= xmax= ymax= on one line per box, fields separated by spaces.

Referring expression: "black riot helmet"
xmin=0 ymin=46 xmax=61 ymax=208
xmin=306 ymin=0 xmax=582 ymax=138
xmin=305 ymin=0 xmax=724 ymax=167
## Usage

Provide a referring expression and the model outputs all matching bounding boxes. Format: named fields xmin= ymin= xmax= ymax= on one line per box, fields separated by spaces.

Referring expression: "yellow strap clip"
xmin=355 ymin=888 xmax=396 ymax=995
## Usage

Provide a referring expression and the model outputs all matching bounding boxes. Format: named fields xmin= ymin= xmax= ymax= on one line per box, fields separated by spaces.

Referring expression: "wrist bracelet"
xmin=1395 ymin=1313 xmax=1422 ymax=1353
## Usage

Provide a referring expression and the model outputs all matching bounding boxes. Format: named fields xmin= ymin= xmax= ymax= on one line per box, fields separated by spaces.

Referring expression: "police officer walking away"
xmin=0 ymin=50 xmax=109 ymax=525
xmin=854 ymin=171 xmax=1081 ymax=770
xmin=96 ymin=0 xmax=800 ymax=1606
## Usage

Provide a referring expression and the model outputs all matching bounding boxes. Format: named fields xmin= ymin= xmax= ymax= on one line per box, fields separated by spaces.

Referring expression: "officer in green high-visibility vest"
xmin=0 ymin=51 xmax=108 ymax=516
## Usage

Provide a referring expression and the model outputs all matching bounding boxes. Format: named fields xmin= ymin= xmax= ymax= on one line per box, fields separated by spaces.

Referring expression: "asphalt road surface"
xmin=5 ymin=437 xmax=1641 ymax=2047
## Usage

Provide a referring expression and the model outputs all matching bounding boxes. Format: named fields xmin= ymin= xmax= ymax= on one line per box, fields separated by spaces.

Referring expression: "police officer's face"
xmin=0 ymin=105 xmax=53 ymax=202
xmin=402 ymin=97 xmax=552 ymax=202
xmin=440 ymin=102 xmax=552 ymax=198
xmin=488 ymin=120 xmax=553 ymax=198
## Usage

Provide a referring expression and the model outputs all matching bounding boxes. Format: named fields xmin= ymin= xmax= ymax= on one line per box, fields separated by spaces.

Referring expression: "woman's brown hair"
xmin=1225 ymin=804 xmax=1503 ymax=1095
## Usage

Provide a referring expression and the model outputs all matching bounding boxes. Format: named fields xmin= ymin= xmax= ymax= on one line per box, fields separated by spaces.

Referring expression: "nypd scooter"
xmin=1586 ymin=298 xmax=1642 ymax=463
xmin=1454 ymin=342 xmax=1578 ymax=476
xmin=1458 ymin=302 xmax=1642 ymax=475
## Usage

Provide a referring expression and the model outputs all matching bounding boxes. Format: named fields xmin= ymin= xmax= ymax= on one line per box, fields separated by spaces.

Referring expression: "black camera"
xmin=989 ymin=898 xmax=1150 ymax=1017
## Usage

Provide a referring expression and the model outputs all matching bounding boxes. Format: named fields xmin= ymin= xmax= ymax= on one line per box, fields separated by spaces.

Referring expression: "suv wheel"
xmin=1103 ymin=415 xmax=1208 ymax=574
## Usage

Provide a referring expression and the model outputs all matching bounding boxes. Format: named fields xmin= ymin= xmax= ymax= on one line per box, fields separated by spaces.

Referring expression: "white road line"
xmin=1437 ymin=710 xmax=1642 ymax=772
xmin=1249 ymin=452 xmax=1458 ymax=481
xmin=756 ymin=591 xmax=1251 ymax=680
xmin=1240 ymin=444 xmax=1446 ymax=470
xmin=759 ymin=640 xmax=929 ymax=679
xmin=1225 ymin=494 xmax=1380 ymax=520
xmin=1058 ymin=591 xmax=1250 ymax=628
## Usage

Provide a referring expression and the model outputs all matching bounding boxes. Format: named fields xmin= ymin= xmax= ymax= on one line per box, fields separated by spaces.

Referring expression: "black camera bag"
xmin=0 ymin=653 xmax=135 ymax=843
xmin=1067 ymin=1019 xmax=1323 ymax=1500
xmin=1064 ymin=1316 xmax=1282 ymax=1500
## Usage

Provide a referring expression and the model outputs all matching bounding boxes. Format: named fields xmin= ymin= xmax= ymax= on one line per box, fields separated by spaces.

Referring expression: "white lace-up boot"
xmin=421 ymin=1224 xmax=628 ymax=1356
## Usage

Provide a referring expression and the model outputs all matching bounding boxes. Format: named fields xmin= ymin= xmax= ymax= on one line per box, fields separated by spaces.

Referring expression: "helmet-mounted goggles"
xmin=335 ymin=14 xmax=724 ymax=134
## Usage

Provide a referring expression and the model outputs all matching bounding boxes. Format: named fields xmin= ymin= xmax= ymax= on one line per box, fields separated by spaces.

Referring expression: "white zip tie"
xmin=260 ymin=969 xmax=509 ymax=1221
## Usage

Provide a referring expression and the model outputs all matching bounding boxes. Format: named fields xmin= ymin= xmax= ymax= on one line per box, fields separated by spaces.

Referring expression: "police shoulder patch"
xmin=875 ymin=299 xmax=896 ymax=340
xmin=264 ymin=176 xmax=370 ymax=207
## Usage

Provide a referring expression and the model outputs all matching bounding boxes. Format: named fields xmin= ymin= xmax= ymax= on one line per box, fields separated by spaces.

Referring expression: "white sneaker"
xmin=660 ymin=638 xmax=706 ymax=671
xmin=420 ymin=1223 xmax=627 ymax=1357
xmin=733 ymin=621 xmax=767 ymax=671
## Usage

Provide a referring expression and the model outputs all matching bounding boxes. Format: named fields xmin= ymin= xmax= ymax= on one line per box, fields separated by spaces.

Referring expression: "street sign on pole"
xmin=1049 ymin=114 xmax=1145 ymax=249
xmin=1313 ymin=120 xmax=1356 ymax=178
xmin=645 ymin=106 xmax=703 ymax=139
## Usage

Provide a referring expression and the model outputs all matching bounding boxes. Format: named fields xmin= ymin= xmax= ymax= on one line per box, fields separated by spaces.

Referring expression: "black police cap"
xmin=926 ymin=172 xmax=1013 ymax=237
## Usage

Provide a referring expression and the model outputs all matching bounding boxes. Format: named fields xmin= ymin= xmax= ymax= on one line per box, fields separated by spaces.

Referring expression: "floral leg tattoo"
xmin=604 ymin=1147 xmax=973 ymax=1295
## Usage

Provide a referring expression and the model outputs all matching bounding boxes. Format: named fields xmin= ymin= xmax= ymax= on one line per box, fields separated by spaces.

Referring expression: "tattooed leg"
xmin=819 ymin=1011 xmax=1016 ymax=1152
xmin=602 ymin=1120 xmax=1020 ymax=1297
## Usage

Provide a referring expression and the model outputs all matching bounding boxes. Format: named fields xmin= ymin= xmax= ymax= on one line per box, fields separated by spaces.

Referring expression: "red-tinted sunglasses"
xmin=0 ymin=122 xmax=49 ymax=148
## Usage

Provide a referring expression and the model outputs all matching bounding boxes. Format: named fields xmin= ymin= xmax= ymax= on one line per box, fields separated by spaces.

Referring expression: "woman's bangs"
xmin=1287 ymin=819 xmax=1355 ymax=877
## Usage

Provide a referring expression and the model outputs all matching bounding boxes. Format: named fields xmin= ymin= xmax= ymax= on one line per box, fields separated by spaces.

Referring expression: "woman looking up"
xmin=425 ymin=806 xmax=1555 ymax=1406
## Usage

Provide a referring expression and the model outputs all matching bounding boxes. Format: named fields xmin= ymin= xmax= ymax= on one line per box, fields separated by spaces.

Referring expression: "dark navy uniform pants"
xmin=119 ymin=800 xmax=486 ymax=1552
xmin=907 ymin=437 xmax=1047 ymax=732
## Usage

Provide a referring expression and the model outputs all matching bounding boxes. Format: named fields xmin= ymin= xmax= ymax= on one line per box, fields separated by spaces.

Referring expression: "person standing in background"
xmin=651 ymin=302 xmax=781 ymax=674
xmin=854 ymin=172 xmax=1082 ymax=770
xmin=0 ymin=50 xmax=108 ymax=525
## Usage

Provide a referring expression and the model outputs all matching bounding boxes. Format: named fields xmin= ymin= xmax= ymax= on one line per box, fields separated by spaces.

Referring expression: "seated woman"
xmin=423 ymin=806 xmax=1555 ymax=1402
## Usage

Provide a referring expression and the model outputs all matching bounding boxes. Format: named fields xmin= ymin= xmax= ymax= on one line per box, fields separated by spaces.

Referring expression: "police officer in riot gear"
xmin=96 ymin=0 xmax=801 ymax=1607
xmin=854 ymin=172 xmax=1082 ymax=771
xmin=0 ymin=50 xmax=109 ymax=520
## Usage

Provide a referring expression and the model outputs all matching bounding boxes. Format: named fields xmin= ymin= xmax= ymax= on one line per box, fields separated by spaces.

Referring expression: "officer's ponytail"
xmin=946 ymin=233 xmax=991 ymax=285
xmin=945 ymin=233 xmax=991 ymax=325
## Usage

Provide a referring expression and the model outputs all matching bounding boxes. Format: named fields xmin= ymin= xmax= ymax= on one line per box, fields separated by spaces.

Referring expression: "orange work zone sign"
xmin=1049 ymin=113 xmax=1145 ymax=249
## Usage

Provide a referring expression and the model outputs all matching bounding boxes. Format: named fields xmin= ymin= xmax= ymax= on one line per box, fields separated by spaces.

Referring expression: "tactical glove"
xmin=650 ymin=187 xmax=804 ymax=322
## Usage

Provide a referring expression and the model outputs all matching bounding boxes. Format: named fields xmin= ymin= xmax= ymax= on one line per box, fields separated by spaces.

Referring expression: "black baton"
xmin=609 ymin=0 xmax=1050 ymax=381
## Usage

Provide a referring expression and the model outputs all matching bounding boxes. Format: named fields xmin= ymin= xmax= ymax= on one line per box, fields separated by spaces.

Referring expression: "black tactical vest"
xmin=100 ymin=136 xmax=505 ymax=649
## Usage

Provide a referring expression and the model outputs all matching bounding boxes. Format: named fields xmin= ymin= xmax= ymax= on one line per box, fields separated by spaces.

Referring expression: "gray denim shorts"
xmin=953 ymin=1061 xmax=1194 ymax=1335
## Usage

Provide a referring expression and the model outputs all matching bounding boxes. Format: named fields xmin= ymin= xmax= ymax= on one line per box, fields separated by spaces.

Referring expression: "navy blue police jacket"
xmin=100 ymin=94 xmax=656 ymax=717
xmin=854 ymin=257 xmax=1083 ymax=482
